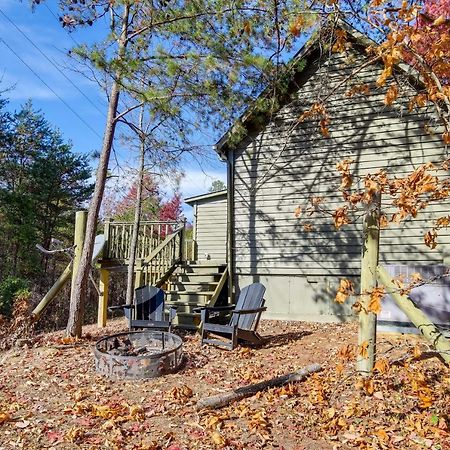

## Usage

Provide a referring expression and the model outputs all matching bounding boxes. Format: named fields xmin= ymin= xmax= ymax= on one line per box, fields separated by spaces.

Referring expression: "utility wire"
xmin=0 ymin=37 xmax=103 ymax=139
xmin=0 ymin=7 xmax=105 ymax=116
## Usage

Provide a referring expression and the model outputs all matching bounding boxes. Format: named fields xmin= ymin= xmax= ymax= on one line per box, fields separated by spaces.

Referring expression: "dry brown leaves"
xmin=1 ymin=320 xmax=449 ymax=449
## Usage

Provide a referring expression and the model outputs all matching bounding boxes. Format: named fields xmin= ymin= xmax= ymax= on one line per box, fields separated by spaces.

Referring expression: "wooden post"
xmin=377 ymin=265 xmax=450 ymax=364
xmin=135 ymin=259 xmax=143 ymax=288
xmin=181 ymin=219 xmax=186 ymax=262
xmin=98 ymin=269 xmax=109 ymax=327
xmin=70 ymin=210 xmax=87 ymax=316
xmin=357 ymin=194 xmax=380 ymax=376
xmin=32 ymin=262 xmax=72 ymax=321
xmin=103 ymin=218 xmax=111 ymax=259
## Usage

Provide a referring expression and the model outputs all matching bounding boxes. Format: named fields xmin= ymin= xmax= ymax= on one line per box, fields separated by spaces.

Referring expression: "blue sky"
xmin=0 ymin=0 xmax=227 ymax=220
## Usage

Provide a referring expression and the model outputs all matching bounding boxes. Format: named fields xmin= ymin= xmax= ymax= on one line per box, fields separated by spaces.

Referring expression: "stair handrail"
xmin=143 ymin=225 xmax=183 ymax=263
xmin=141 ymin=225 xmax=184 ymax=286
xmin=206 ymin=266 xmax=229 ymax=308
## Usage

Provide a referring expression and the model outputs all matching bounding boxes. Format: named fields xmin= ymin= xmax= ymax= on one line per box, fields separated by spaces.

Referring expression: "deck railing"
xmin=103 ymin=219 xmax=182 ymax=261
xmin=142 ymin=226 xmax=184 ymax=286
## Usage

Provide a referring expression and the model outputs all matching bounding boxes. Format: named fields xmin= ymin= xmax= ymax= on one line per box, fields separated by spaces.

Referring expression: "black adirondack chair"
xmin=200 ymin=283 xmax=266 ymax=350
xmin=109 ymin=285 xmax=176 ymax=332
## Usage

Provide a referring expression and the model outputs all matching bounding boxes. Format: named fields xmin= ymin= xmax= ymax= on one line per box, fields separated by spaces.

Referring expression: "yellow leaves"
xmin=242 ymin=21 xmax=251 ymax=35
xmin=424 ymin=230 xmax=437 ymax=249
xmin=294 ymin=206 xmax=302 ymax=218
xmin=299 ymin=102 xmax=330 ymax=138
xmin=335 ymin=279 xmax=354 ymax=304
xmin=332 ymin=205 xmax=350 ymax=229
xmin=367 ymin=287 xmax=385 ymax=314
xmin=336 ymin=159 xmax=354 ymax=191
xmin=65 ymin=426 xmax=85 ymax=443
xmin=408 ymin=93 xmax=428 ymax=111
xmin=375 ymin=428 xmax=389 ymax=442
xmin=384 ymin=83 xmax=399 ymax=106
xmin=433 ymin=15 xmax=446 ymax=27
xmin=210 ymin=430 xmax=226 ymax=445
xmin=418 ymin=392 xmax=433 ymax=409
xmin=358 ymin=341 xmax=369 ymax=359
xmin=129 ymin=404 xmax=145 ymax=421
xmin=435 ymin=215 xmax=450 ymax=228
xmin=376 ymin=65 xmax=392 ymax=87
xmin=332 ymin=29 xmax=348 ymax=53
xmin=248 ymin=410 xmax=269 ymax=431
xmin=338 ymin=344 xmax=355 ymax=361
xmin=91 ymin=404 xmax=121 ymax=419
xmin=167 ymin=385 xmax=193 ymax=404
xmin=0 ymin=412 xmax=11 ymax=424
xmin=346 ymin=84 xmax=371 ymax=98
xmin=373 ymin=358 xmax=390 ymax=374
xmin=289 ymin=15 xmax=305 ymax=37
xmin=443 ymin=132 xmax=450 ymax=145
xmin=355 ymin=377 xmax=375 ymax=395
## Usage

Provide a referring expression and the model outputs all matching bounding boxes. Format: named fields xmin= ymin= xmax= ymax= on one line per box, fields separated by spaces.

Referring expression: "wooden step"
xmin=166 ymin=290 xmax=215 ymax=296
xmin=166 ymin=301 xmax=208 ymax=307
xmin=169 ymin=281 xmax=219 ymax=287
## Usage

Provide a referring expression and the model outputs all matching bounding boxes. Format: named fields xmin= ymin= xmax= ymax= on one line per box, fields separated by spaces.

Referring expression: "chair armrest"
xmin=232 ymin=306 xmax=267 ymax=315
xmin=193 ymin=305 xmax=234 ymax=313
xmin=108 ymin=304 xmax=135 ymax=312
xmin=168 ymin=306 xmax=177 ymax=321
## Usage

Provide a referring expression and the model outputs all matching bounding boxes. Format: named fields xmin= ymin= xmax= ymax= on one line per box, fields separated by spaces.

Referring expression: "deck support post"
xmin=357 ymin=194 xmax=380 ymax=376
xmin=135 ymin=259 xmax=143 ymax=288
xmin=98 ymin=269 xmax=109 ymax=327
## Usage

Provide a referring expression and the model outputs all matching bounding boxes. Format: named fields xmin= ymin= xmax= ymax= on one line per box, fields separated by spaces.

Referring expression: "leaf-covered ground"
xmin=0 ymin=319 xmax=449 ymax=450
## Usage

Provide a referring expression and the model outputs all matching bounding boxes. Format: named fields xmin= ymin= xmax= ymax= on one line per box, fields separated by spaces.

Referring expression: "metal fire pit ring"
xmin=94 ymin=330 xmax=183 ymax=380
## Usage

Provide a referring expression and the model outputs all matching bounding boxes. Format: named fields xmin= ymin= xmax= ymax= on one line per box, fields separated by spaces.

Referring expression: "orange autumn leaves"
xmin=334 ymin=159 xmax=450 ymax=247
xmin=335 ymin=279 xmax=386 ymax=315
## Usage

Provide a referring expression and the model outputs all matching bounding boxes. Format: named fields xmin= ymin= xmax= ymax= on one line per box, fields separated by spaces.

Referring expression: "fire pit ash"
xmin=94 ymin=331 xmax=183 ymax=379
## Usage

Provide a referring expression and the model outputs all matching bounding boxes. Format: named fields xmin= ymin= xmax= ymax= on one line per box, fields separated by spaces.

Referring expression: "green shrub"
xmin=0 ymin=277 xmax=29 ymax=317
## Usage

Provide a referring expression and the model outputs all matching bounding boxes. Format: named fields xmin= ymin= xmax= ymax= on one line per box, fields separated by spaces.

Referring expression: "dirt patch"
xmin=0 ymin=319 xmax=449 ymax=449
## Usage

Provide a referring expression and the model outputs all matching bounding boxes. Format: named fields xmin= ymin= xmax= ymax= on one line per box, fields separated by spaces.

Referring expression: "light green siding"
xmin=231 ymin=48 xmax=449 ymax=321
xmin=193 ymin=195 xmax=227 ymax=262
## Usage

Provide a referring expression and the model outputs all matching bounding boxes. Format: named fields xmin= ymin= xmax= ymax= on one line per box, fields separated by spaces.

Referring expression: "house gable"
xmin=229 ymin=30 xmax=449 ymax=321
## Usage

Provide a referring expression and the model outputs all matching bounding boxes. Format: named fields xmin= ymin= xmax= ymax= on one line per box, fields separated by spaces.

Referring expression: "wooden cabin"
xmin=97 ymin=21 xmax=450 ymax=329
xmin=213 ymin=21 xmax=450 ymax=323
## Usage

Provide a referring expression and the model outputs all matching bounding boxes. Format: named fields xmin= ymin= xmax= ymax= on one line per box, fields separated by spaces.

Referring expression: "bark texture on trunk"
xmin=66 ymin=5 xmax=130 ymax=337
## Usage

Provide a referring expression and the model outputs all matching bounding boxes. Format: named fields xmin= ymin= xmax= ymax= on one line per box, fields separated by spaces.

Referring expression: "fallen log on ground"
xmin=196 ymin=363 xmax=322 ymax=410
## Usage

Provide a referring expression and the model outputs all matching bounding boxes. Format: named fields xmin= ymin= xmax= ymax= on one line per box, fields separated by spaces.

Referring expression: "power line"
xmin=0 ymin=7 xmax=106 ymax=116
xmin=0 ymin=37 xmax=103 ymax=140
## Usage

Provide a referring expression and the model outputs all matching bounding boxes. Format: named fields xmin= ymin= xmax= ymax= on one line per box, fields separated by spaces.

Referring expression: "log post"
xmin=97 ymin=269 xmax=109 ymax=327
xmin=70 ymin=211 xmax=87 ymax=319
xmin=377 ymin=265 xmax=450 ymax=364
xmin=357 ymin=194 xmax=380 ymax=376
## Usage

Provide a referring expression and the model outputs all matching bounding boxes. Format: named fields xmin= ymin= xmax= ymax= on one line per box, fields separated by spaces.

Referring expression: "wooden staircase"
xmin=165 ymin=262 xmax=228 ymax=329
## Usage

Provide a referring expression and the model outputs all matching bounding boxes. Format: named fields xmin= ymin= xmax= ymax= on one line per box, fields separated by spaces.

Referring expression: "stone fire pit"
xmin=93 ymin=330 xmax=183 ymax=380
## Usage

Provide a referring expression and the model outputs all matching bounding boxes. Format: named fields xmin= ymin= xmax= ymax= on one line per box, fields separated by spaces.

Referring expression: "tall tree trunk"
xmin=66 ymin=5 xmax=130 ymax=337
xmin=125 ymin=106 xmax=146 ymax=306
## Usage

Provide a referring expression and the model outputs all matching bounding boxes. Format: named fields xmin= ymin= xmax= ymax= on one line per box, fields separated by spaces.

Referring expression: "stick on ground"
xmin=196 ymin=363 xmax=322 ymax=410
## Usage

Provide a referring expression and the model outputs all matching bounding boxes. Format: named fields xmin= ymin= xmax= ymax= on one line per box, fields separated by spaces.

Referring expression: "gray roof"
xmin=185 ymin=189 xmax=227 ymax=205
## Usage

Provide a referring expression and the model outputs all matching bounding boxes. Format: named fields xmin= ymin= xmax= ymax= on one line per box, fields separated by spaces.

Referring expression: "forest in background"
xmin=0 ymin=95 xmax=184 ymax=338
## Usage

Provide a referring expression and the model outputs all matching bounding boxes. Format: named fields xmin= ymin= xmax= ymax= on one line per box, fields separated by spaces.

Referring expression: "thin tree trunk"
xmin=66 ymin=5 xmax=130 ymax=337
xmin=125 ymin=106 xmax=146 ymax=306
